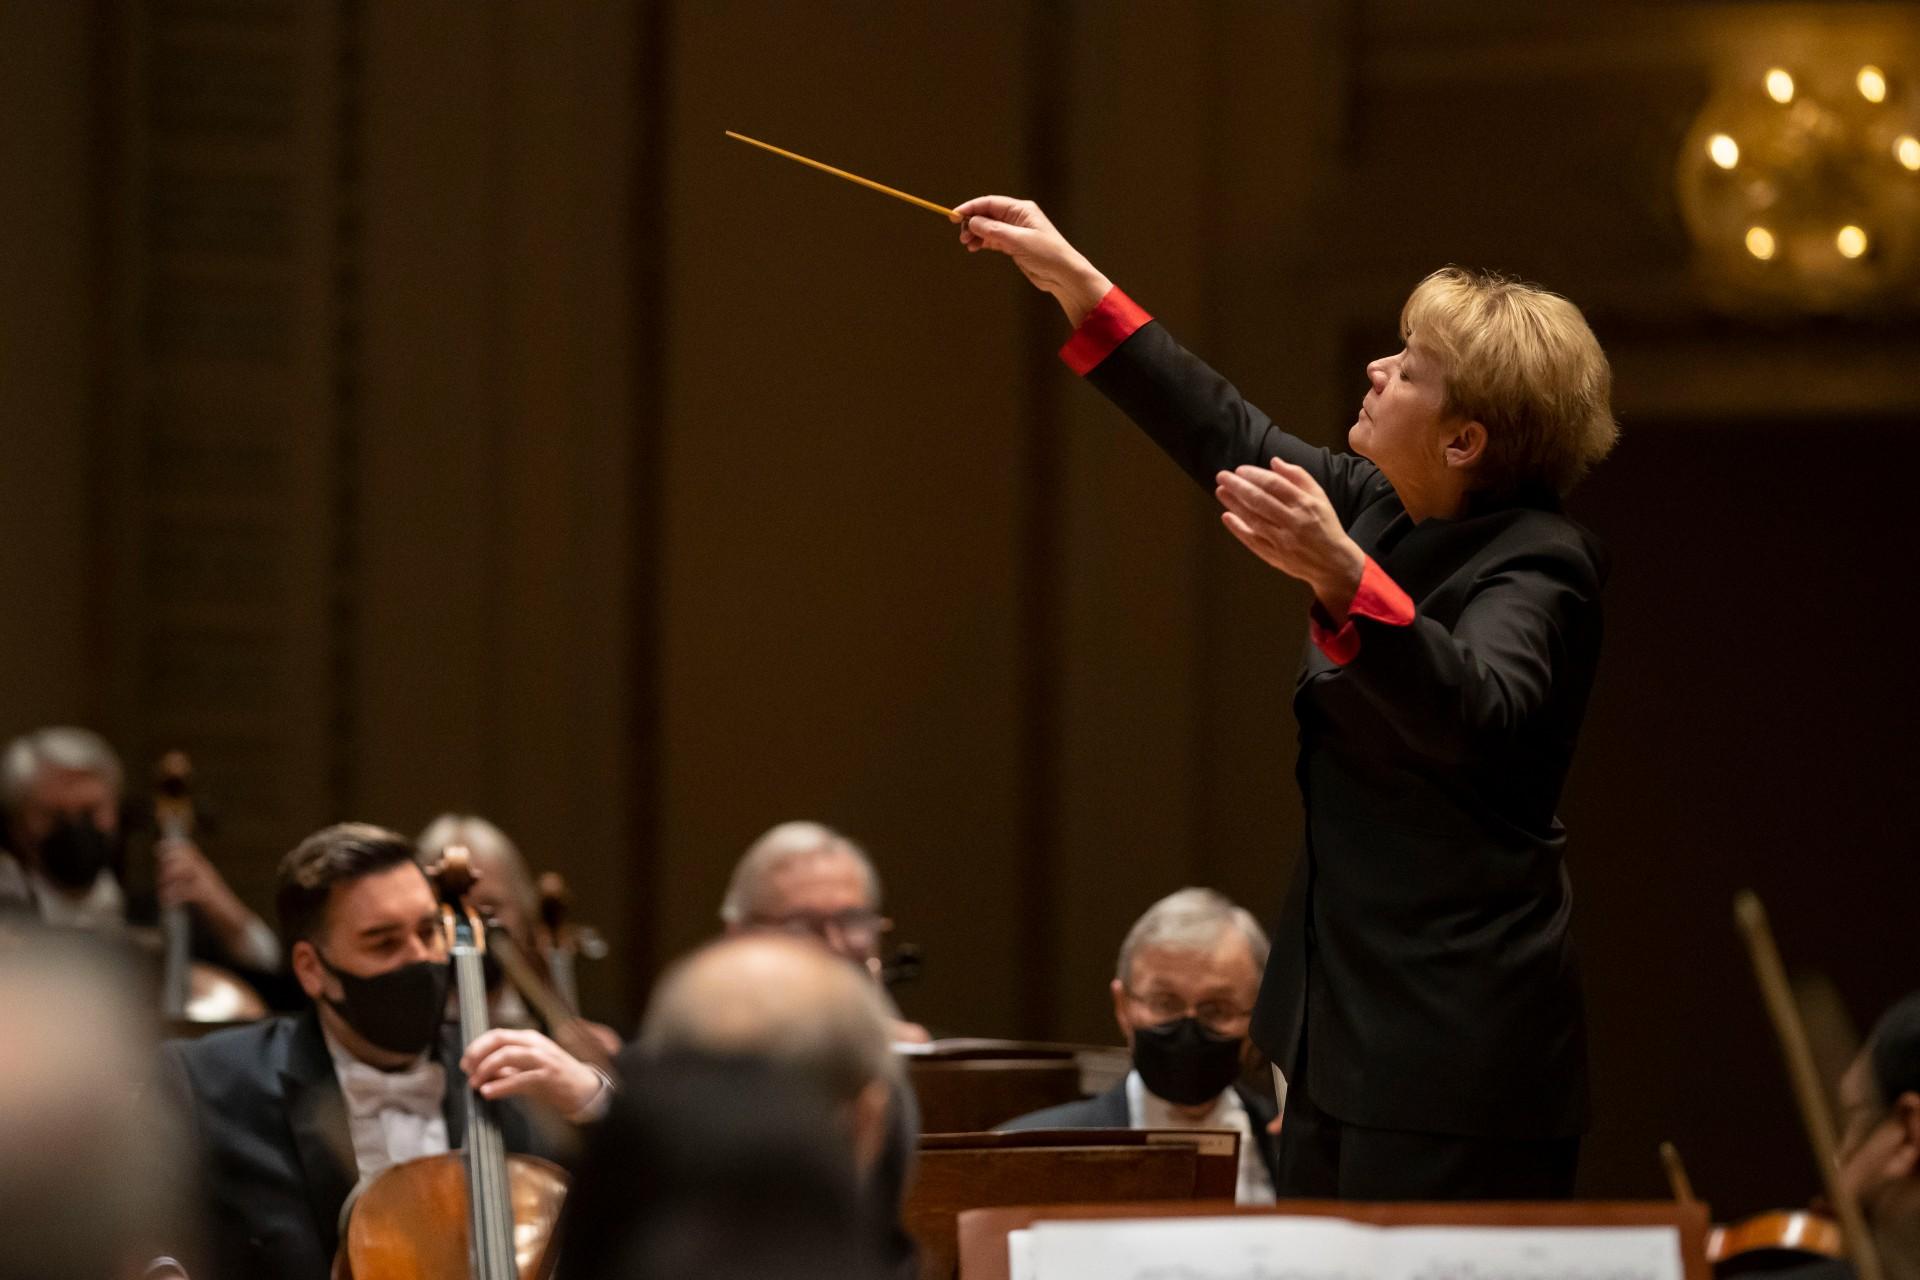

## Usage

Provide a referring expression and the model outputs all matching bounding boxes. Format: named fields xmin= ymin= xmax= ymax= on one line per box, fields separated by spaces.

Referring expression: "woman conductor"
xmin=957 ymin=195 xmax=1619 ymax=1200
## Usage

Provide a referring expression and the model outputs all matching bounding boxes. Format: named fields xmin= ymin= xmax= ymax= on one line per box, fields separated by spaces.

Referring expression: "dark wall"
xmin=3 ymin=0 xmax=1917 ymax=1215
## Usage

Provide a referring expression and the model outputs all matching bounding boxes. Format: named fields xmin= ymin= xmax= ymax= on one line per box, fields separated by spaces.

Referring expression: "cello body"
xmin=331 ymin=1153 xmax=567 ymax=1280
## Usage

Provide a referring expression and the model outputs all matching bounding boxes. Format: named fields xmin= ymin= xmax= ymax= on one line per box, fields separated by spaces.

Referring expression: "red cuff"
xmin=1309 ymin=556 xmax=1416 ymax=666
xmin=1059 ymin=287 xmax=1152 ymax=375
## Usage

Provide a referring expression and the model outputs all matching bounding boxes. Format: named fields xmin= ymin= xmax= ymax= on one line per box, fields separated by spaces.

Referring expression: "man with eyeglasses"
xmin=719 ymin=820 xmax=929 ymax=1044
xmin=1000 ymin=888 xmax=1279 ymax=1205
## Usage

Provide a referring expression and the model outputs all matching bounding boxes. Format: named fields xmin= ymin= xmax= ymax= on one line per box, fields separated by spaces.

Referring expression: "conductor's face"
xmin=1350 ymin=341 xmax=1484 ymax=505
xmin=1351 ymin=344 xmax=1446 ymax=470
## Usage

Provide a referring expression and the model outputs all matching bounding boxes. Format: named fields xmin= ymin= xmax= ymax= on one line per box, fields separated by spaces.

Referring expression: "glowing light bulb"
xmin=1837 ymin=225 xmax=1869 ymax=258
xmin=1857 ymin=66 xmax=1888 ymax=103
xmin=1707 ymin=133 xmax=1741 ymax=168
xmin=1745 ymin=226 xmax=1777 ymax=260
xmin=1766 ymin=68 xmax=1795 ymax=104
xmin=1897 ymin=134 xmax=1920 ymax=171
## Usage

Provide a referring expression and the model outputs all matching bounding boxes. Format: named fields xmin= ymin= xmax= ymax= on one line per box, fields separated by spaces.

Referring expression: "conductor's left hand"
xmin=1216 ymin=459 xmax=1367 ymax=618
xmin=461 ymin=1027 xmax=607 ymax=1120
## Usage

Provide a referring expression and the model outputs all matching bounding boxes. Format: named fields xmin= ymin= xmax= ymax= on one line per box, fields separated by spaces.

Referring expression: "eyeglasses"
xmin=749 ymin=909 xmax=888 ymax=951
xmin=1126 ymin=988 xmax=1251 ymax=1035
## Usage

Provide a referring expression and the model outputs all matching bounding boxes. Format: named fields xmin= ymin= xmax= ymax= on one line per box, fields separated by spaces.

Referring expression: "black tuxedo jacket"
xmin=998 ymin=1080 xmax=1282 ymax=1183
xmin=1085 ymin=317 xmax=1602 ymax=1139
xmin=161 ymin=1010 xmax=546 ymax=1280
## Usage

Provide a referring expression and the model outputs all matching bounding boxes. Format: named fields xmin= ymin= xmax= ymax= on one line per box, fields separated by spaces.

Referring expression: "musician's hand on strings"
xmin=157 ymin=836 xmax=259 ymax=941
xmin=1216 ymin=459 xmax=1367 ymax=619
xmin=462 ymin=1027 xmax=610 ymax=1122
xmin=954 ymin=196 xmax=1113 ymax=326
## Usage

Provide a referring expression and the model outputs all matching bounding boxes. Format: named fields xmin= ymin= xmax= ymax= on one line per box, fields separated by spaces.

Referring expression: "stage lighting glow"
xmin=1745 ymin=226 xmax=1777 ymax=260
xmin=1766 ymin=69 xmax=1795 ymax=103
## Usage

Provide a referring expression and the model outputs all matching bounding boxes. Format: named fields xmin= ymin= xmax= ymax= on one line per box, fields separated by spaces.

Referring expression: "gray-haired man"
xmin=720 ymin=820 xmax=929 ymax=1043
xmin=0 ymin=726 xmax=277 ymax=972
xmin=1001 ymin=887 xmax=1280 ymax=1204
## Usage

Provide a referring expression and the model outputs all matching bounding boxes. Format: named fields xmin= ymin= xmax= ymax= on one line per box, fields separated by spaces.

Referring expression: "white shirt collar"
xmin=1124 ymin=1069 xmax=1276 ymax=1206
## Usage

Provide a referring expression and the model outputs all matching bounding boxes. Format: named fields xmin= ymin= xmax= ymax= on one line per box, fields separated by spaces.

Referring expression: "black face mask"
xmin=316 ymin=951 xmax=451 ymax=1057
xmin=37 ymin=813 xmax=115 ymax=891
xmin=1131 ymin=1017 xmax=1246 ymax=1107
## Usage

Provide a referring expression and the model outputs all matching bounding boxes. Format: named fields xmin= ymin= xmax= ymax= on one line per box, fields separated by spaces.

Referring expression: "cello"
xmin=535 ymin=872 xmax=605 ymax=1017
xmin=332 ymin=847 xmax=568 ymax=1279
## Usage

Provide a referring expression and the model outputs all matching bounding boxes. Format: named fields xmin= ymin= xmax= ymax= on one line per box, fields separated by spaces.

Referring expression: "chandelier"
xmin=1678 ymin=58 xmax=1920 ymax=311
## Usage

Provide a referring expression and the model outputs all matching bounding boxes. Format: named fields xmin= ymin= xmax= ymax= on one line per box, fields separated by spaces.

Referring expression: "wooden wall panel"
xmin=653 ymin=0 xmax=1035 ymax=1035
xmin=354 ymin=0 xmax=639 ymax=1018
xmin=0 ymin=1 xmax=95 ymax=733
xmin=97 ymin=0 xmax=354 ymax=906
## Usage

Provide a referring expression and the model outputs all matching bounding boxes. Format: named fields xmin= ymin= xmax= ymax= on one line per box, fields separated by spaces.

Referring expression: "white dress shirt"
xmin=1126 ymin=1069 xmax=1276 ymax=1205
xmin=322 ymin=1023 xmax=450 ymax=1186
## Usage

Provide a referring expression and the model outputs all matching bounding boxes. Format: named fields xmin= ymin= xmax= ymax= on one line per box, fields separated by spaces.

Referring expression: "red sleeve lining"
xmin=1309 ymin=556 xmax=1415 ymax=666
xmin=1059 ymin=287 xmax=1152 ymax=376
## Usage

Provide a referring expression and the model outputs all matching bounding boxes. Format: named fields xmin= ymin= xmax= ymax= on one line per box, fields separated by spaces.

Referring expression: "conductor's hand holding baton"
xmin=956 ymin=194 xmax=1367 ymax=619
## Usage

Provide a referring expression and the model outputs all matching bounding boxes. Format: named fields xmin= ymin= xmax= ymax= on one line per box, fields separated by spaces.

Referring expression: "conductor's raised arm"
xmin=955 ymin=195 xmax=1384 ymax=525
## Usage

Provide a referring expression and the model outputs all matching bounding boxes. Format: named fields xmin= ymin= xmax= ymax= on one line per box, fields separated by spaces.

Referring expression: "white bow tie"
xmin=336 ymin=1057 xmax=446 ymax=1122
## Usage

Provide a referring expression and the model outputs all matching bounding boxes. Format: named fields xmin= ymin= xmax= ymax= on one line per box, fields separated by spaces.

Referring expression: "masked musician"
xmin=0 ymin=726 xmax=277 ymax=974
xmin=958 ymin=198 xmax=1617 ymax=1199
xmin=720 ymin=820 xmax=930 ymax=1044
xmin=161 ymin=822 xmax=611 ymax=1280
xmin=1001 ymin=888 xmax=1279 ymax=1204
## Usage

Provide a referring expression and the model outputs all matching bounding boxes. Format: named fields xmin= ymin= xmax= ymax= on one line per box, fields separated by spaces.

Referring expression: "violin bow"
xmin=1735 ymin=889 xmax=1885 ymax=1280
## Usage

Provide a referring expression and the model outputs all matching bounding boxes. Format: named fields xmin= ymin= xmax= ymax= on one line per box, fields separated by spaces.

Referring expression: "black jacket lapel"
xmin=279 ymin=1011 xmax=358 ymax=1254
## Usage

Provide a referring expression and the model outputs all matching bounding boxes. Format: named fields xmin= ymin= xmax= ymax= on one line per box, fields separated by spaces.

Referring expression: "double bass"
xmin=333 ymin=847 xmax=568 ymax=1279
xmin=150 ymin=750 xmax=266 ymax=1024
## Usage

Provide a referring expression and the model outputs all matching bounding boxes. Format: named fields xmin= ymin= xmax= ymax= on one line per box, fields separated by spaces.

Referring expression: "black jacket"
xmin=1085 ymin=318 xmax=1602 ymax=1139
xmin=998 ymin=1080 xmax=1281 ymax=1183
xmin=161 ymin=1010 xmax=546 ymax=1280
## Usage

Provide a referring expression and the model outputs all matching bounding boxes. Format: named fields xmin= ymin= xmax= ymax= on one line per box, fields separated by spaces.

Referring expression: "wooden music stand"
xmin=908 ymin=1057 xmax=1084 ymax=1134
xmin=956 ymin=1199 xmax=1712 ymax=1280
xmin=907 ymin=1128 xmax=1240 ymax=1280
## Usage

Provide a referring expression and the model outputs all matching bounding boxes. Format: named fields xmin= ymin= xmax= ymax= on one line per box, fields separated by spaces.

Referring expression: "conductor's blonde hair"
xmin=1400 ymin=268 xmax=1618 ymax=496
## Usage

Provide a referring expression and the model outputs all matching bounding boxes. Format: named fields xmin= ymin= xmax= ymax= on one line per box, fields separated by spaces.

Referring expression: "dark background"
xmin=3 ymin=0 xmax=1917 ymax=1215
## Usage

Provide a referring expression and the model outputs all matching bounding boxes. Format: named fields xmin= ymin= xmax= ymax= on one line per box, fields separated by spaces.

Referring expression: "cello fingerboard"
xmin=454 ymin=925 xmax=519 ymax=1279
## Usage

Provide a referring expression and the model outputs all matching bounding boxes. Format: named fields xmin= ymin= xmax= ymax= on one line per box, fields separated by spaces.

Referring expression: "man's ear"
xmin=1892 ymin=1092 xmax=1920 ymax=1177
xmin=290 ymin=938 xmax=329 ymax=1003
xmin=1442 ymin=419 xmax=1487 ymax=470
xmin=1110 ymin=979 xmax=1133 ymax=1049
xmin=848 ymin=1078 xmax=893 ymax=1174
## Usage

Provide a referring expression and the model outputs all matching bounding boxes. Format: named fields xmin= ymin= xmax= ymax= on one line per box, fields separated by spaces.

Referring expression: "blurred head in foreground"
xmin=556 ymin=1054 xmax=883 ymax=1280
xmin=638 ymin=931 xmax=901 ymax=1173
xmin=0 ymin=925 xmax=185 ymax=1280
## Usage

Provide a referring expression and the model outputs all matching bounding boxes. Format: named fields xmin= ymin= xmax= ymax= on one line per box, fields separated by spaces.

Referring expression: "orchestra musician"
xmin=160 ymin=823 xmax=611 ymax=1280
xmin=957 ymin=196 xmax=1618 ymax=1199
xmin=720 ymin=820 xmax=931 ymax=1044
xmin=417 ymin=813 xmax=546 ymax=1028
xmin=1000 ymin=888 xmax=1281 ymax=1205
xmin=635 ymin=931 xmax=919 ymax=1279
xmin=1790 ymin=990 xmax=1920 ymax=1280
xmin=0 ymin=726 xmax=278 ymax=976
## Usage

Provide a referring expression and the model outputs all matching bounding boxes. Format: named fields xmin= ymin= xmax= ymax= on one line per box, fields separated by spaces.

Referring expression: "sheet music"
xmin=1020 ymin=1216 xmax=1684 ymax=1280
xmin=1010 ymin=1228 xmax=1035 ymax=1280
